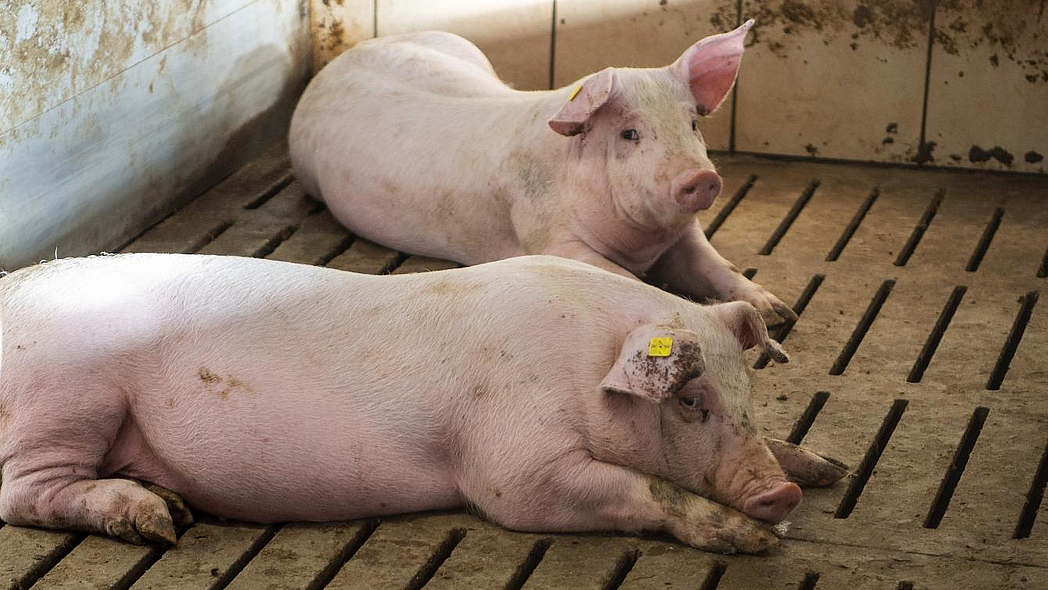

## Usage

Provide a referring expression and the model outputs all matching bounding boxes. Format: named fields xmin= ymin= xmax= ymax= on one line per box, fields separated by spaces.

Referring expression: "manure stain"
xmin=969 ymin=145 xmax=1014 ymax=166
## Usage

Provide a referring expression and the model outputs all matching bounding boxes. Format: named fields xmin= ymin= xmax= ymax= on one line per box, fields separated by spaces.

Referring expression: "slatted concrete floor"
xmin=1 ymin=143 xmax=1046 ymax=589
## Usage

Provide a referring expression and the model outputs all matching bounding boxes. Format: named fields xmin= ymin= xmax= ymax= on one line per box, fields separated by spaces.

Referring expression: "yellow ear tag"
xmin=568 ymin=84 xmax=582 ymax=101
xmin=648 ymin=337 xmax=673 ymax=357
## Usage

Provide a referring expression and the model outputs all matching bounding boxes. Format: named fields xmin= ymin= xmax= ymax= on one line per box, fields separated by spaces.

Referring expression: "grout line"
xmin=711 ymin=148 xmax=1048 ymax=178
xmin=704 ymin=174 xmax=757 ymax=238
xmin=907 ymin=285 xmax=967 ymax=383
xmin=826 ymin=188 xmax=879 ymax=262
xmin=549 ymin=0 xmax=558 ymax=90
xmin=913 ymin=0 xmax=938 ymax=165
xmin=924 ymin=406 xmax=990 ymax=528
xmin=759 ymin=179 xmax=820 ymax=255
xmin=835 ymin=399 xmax=909 ymax=518
xmin=730 ymin=0 xmax=743 ymax=152
xmin=965 ymin=208 xmax=1003 ymax=272
xmin=986 ymin=290 xmax=1040 ymax=390
xmin=894 ymin=189 xmax=944 ymax=266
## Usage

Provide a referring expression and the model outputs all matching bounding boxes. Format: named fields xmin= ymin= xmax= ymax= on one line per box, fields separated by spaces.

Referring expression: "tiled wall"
xmin=1 ymin=0 xmax=310 ymax=269
xmin=312 ymin=0 xmax=1045 ymax=174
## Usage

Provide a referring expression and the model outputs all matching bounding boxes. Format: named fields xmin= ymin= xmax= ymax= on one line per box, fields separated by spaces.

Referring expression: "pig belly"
xmin=102 ymin=381 xmax=464 ymax=522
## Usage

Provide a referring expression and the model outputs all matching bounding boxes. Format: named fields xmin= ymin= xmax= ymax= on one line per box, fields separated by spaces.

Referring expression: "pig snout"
xmin=672 ymin=169 xmax=722 ymax=211
xmin=742 ymin=481 xmax=802 ymax=524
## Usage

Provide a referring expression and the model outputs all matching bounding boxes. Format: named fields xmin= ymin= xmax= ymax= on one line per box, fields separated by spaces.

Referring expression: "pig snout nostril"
xmin=684 ymin=185 xmax=697 ymax=194
xmin=742 ymin=482 xmax=802 ymax=524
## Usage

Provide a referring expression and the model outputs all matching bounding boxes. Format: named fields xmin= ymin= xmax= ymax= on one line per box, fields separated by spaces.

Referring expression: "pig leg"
xmin=0 ymin=467 xmax=180 ymax=544
xmin=764 ymin=438 xmax=850 ymax=487
xmin=474 ymin=458 xmax=777 ymax=554
xmin=0 ymin=393 xmax=179 ymax=544
xmin=648 ymin=224 xmax=797 ymax=326
xmin=123 ymin=478 xmax=195 ymax=528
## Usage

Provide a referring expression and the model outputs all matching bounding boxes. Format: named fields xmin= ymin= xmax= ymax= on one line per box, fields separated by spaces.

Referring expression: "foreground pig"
xmin=0 ymin=254 xmax=845 ymax=552
xmin=290 ymin=20 xmax=796 ymax=326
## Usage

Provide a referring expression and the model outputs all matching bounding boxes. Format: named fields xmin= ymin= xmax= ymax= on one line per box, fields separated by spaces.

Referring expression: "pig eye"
xmin=679 ymin=396 xmax=700 ymax=410
xmin=620 ymin=129 xmax=639 ymax=141
xmin=691 ymin=119 xmax=699 ymax=131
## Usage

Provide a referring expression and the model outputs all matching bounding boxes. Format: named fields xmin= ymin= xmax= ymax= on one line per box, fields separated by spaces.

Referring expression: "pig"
xmin=289 ymin=19 xmax=798 ymax=327
xmin=0 ymin=254 xmax=846 ymax=553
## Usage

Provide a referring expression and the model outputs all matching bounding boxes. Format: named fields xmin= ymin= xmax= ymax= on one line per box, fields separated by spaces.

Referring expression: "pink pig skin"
xmin=0 ymin=254 xmax=843 ymax=553
xmin=290 ymin=20 xmax=797 ymax=327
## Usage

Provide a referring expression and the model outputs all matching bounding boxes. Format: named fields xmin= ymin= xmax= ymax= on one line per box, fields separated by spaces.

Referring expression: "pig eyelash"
xmin=620 ymin=129 xmax=639 ymax=141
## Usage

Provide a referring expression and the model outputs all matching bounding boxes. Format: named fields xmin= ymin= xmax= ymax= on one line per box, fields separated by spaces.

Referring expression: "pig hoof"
xmin=104 ymin=516 xmax=149 ymax=545
xmin=809 ymin=453 xmax=850 ymax=487
xmin=102 ymin=495 xmax=179 ymax=545
xmin=137 ymin=512 xmax=179 ymax=545
xmin=143 ymin=483 xmax=194 ymax=527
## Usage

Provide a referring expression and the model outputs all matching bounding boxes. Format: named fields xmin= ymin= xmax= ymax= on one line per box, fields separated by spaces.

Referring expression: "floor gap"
xmin=894 ymin=189 xmax=944 ymax=266
xmin=759 ymin=179 xmax=820 ymax=255
xmin=924 ymin=406 xmax=990 ymax=528
xmin=705 ymin=175 xmax=757 ymax=238
xmin=830 ymin=279 xmax=894 ymax=376
xmin=908 ymin=285 xmax=967 ymax=383
xmin=835 ymin=399 xmax=908 ymax=518
xmin=756 ymin=274 xmax=824 ymax=369
xmin=986 ymin=290 xmax=1039 ymax=390
xmin=827 ymin=188 xmax=879 ymax=261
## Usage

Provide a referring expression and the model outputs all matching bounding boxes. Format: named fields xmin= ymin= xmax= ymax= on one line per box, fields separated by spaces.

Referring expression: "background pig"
xmin=0 ymin=254 xmax=844 ymax=553
xmin=290 ymin=20 xmax=797 ymax=326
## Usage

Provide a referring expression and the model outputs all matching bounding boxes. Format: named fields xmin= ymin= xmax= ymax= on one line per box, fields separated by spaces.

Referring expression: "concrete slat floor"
xmin=1 ymin=141 xmax=1046 ymax=589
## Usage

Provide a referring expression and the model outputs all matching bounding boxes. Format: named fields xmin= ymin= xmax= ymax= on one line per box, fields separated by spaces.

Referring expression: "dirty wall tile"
xmin=375 ymin=0 xmax=554 ymax=90
xmin=311 ymin=0 xmax=375 ymax=72
xmin=0 ymin=0 xmax=257 ymax=131
xmin=735 ymin=0 xmax=930 ymax=163
xmin=554 ymin=0 xmax=737 ymax=151
xmin=924 ymin=0 xmax=1047 ymax=173
xmin=0 ymin=0 xmax=307 ymax=268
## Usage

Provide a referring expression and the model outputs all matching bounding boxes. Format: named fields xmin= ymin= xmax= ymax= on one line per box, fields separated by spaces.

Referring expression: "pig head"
xmin=593 ymin=301 xmax=801 ymax=524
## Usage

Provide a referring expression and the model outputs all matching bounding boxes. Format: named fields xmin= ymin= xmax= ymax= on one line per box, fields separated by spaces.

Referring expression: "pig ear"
xmin=672 ymin=19 xmax=753 ymax=115
xmin=600 ymin=325 xmax=705 ymax=403
xmin=548 ymin=68 xmax=617 ymax=137
xmin=713 ymin=301 xmax=789 ymax=363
